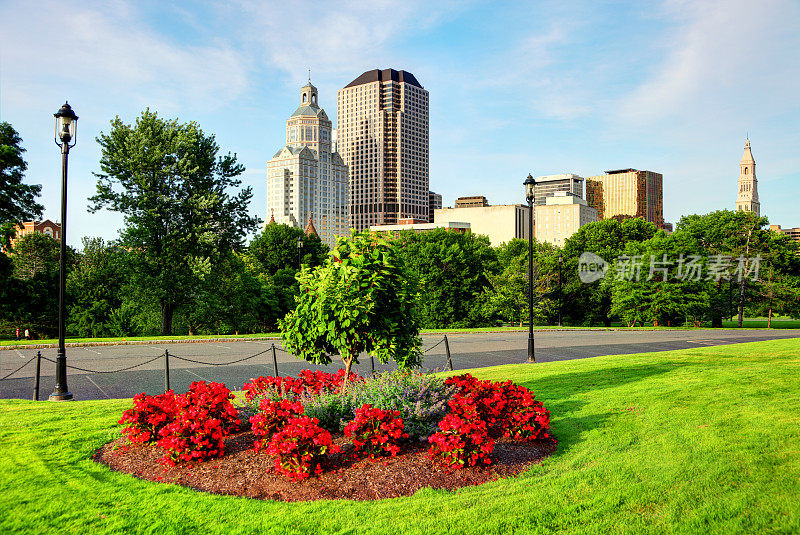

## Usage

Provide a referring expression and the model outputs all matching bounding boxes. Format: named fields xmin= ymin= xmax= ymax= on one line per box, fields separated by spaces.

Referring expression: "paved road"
xmin=2 ymin=329 xmax=798 ymax=400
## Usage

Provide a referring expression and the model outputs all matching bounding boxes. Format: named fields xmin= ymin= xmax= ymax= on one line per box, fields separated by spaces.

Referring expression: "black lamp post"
xmin=524 ymin=173 xmax=536 ymax=363
xmin=558 ymin=253 xmax=563 ymax=327
xmin=297 ymin=237 xmax=304 ymax=270
xmin=50 ymin=102 xmax=77 ymax=401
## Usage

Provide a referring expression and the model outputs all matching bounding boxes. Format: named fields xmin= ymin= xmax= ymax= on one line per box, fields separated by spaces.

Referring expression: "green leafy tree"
xmin=280 ymin=232 xmax=422 ymax=390
xmin=392 ymin=229 xmax=498 ymax=328
xmin=89 ymin=109 xmax=260 ymax=334
xmin=66 ymin=237 xmax=130 ymax=337
xmin=246 ymin=222 xmax=327 ymax=276
xmin=0 ymin=122 xmax=43 ymax=249
xmin=562 ymin=218 xmax=658 ymax=326
xmin=9 ymin=232 xmax=61 ymax=279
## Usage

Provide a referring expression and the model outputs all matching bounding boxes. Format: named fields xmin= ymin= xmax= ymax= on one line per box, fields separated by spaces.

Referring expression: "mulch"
xmin=94 ymin=430 xmax=556 ymax=502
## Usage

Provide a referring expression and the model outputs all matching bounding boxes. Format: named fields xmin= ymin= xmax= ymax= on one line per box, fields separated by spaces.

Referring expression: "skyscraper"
xmin=337 ymin=69 xmax=429 ymax=230
xmin=585 ymin=169 xmax=664 ymax=227
xmin=266 ymin=81 xmax=349 ymax=248
xmin=736 ymin=138 xmax=760 ymax=216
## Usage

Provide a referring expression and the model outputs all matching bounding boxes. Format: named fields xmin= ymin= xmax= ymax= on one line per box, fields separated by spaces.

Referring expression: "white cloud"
xmin=0 ymin=0 xmax=250 ymax=113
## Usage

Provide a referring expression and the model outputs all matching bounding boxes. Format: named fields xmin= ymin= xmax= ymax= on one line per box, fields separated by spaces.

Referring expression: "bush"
xmin=502 ymin=383 xmax=553 ymax=442
xmin=302 ymin=390 xmax=357 ymax=433
xmin=177 ymin=381 xmax=240 ymax=434
xmin=427 ymin=395 xmax=494 ymax=469
xmin=157 ymin=408 xmax=227 ymax=466
xmin=344 ymin=404 xmax=408 ymax=461
xmin=242 ymin=370 xmax=363 ymax=409
xmin=351 ymin=370 xmax=455 ymax=438
xmin=445 ymin=373 xmax=510 ymax=438
xmin=250 ymin=398 xmax=304 ymax=452
xmin=266 ymin=416 xmax=340 ymax=481
xmin=118 ymin=390 xmax=178 ymax=444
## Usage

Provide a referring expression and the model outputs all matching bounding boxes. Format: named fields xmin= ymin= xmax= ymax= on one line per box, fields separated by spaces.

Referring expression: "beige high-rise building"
xmin=434 ymin=204 xmax=530 ymax=246
xmin=337 ymin=69 xmax=429 ymax=230
xmin=585 ymin=169 xmax=664 ymax=227
xmin=534 ymin=192 xmax=598 ymax=247
xmin=736 ymin=138 xmax=760 ymax=216
xmin=266 ymin=81 xmax=349 ymax=248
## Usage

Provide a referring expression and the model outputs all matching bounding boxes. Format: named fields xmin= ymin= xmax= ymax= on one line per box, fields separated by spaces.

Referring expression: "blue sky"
xmin=1 ymin=0 xmax=799 ymax=248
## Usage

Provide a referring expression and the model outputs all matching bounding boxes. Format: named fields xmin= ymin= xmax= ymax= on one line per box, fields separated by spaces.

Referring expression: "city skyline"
xmin=1 ymin=0 xmax=799 ymax=248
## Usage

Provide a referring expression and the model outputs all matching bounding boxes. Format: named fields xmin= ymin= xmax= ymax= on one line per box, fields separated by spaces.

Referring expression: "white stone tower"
xmin=736 ymin=138 xmax=760 ymax=216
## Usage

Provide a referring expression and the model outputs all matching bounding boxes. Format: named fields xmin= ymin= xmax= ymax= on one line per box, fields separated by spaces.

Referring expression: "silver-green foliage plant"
xmin=279 ymin=231 xmax=422 ymax=391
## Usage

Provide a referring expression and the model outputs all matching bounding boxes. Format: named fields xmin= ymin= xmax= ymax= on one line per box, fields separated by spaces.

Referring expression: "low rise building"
xmin=5 ymin=220 xmax=62 ymax=251
xmin=434 ymin=204 xmax=530 ymax=246
xmin=369 ymin=221 xmax=470 ymax=236
xmin=770 ymin=225 xmax=800 ymax=242
xmin=454 ymin=196 xmax=489 ymax=208
xmin=534 ymin=192 xmax=598 ymax=247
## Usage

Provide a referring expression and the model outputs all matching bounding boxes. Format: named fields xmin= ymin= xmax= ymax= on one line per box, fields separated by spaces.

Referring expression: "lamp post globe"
xmin=50 ymin=102 xmax=78 ymax=401
xmin=524 ymin=173 xmax=536 ymax=363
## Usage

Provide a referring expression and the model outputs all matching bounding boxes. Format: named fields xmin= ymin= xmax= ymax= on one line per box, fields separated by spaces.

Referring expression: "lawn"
xmin=1 ymin=339 xmax=799 ymax=534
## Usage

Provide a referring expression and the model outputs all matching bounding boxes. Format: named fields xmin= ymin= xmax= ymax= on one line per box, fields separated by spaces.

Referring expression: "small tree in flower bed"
xmin=266 ymin=416 xmax=340 ymax=481
xmin=343 ymin=404 xmax=408 ymax=461
xmin=427 ymin=396 xmax=494 ymax=469
xmin=118 ymin=390 xmax=177 ymax=444
xmin=250 ymin=398 xmax=304 ymax=452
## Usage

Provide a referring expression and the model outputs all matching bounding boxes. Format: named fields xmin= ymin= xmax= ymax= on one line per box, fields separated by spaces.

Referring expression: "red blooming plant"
xmin=118 ymin=390 xmax=178 ymax=444
xmin=343 ymin=404 xmax=408 ymax=461
xmin=266 ymin=416 xmax=340 ymax=481
xmin=502 ymin=384 xmax=553 ymax=442
xmin=242 ymin=376 xmax=287 ymax=402
xmin=427 ymin=396 xmax=494 ymax=469
xmin=250 ymin=398 xmax=304 ymax=452
xmin=177 ymin=381 xmax=240 ymax=433
xmin=157 ymin=407 xmax=226 ymax=466
xmin=243 ymin=370 xmax=362 ymax=405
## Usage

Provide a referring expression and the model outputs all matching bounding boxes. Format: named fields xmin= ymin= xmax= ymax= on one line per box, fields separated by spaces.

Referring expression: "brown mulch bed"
xmin=94 ymin=431 xmax=556 ymax=502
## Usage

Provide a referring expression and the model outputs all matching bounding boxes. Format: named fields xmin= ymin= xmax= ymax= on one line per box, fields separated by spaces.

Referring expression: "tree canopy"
xmin=0 ymin=122 xmax=43 ymax=249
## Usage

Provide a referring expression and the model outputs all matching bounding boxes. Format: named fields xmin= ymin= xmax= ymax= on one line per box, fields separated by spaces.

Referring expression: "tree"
xmin=66 ymin=237 xmax=130 ymax=337
xmin=392 ymin=229 xmax=498 ymax=328
xmin=89 ymin=109 xmax=260 ymax=334
xmin=280 ymin=232 xmax=422 ymax=391
xmin=9 ymin=232 xmax=61 ymax=279
xmin=246 ymin=222 xmax=327 ymax=276
xmin=0 ymin=122 xmax=44 ymax=249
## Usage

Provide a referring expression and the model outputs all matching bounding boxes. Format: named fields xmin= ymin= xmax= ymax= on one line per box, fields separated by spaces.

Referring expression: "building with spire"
xmin=736 ymin=138 xmax=760 ymax=216
xmin=337 ymin=69 xmax=429 ymax=230
xmin=266 ymin=80 xmax=349 ymax=248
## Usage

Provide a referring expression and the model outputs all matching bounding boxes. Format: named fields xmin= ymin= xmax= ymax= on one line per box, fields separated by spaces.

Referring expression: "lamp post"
xmin=297 ymin=237 xmax=304 ymax=270
xmin=558 ymin=253 xmax=563 ymax=327
xmin=50 ymin=102 xmax=78 ymax=401
xmin=524 ymin=173 xmax=536 ymax=363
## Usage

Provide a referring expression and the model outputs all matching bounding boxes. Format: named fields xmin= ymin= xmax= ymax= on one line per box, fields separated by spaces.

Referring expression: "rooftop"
xmin=344 ymin=69 xmax=423 ymax=89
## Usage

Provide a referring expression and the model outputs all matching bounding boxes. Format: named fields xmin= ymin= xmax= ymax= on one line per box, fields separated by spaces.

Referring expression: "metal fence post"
xmin=370 ymin=355 xmax=375 ymax=376
xmin=33 ymin=351 xmax=42 ymax=401
xmin=164 ymin=349 xmax=171 ymax=392
xmin=444 ymin=335 xmax=453 ymax=371
xmin=272 ymin=343 xmax=279 ymax=377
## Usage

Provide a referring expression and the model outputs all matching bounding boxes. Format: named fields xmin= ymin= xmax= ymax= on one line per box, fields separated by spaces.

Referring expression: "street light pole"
xmin=524 ymin=174 xmax=536 ymax=363
xmin=558 ymin=253 xmax=563 ymax=327
xmin=297 ymin=238 xmax=304 ymax=270
xmin=50 ymin=102 xmax=78 ymax=401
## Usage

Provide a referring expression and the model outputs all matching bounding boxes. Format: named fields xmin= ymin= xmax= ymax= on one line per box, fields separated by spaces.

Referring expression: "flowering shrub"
xmin=444 ymin=374 xmax=509 ymax=438
xmin=250 ymin=398 xmax=304 ymax=452
xmin=177 ymin=381 xmax=240 ymax=434
xmin=501 ymin=383 xmax=553 ymax=442
xmin=427 ymin=395 xmax=494 ymax=469
xmin=266 ymin=416 xmax=340 ymax=481
xmin=157 ymin=408 xmax=226 ymax=466
xmin=344 ymin=404 xmax=408 ymax=461
xmin=118 ymin=390 xmax=177 ymax=444
xmin=243 ymin=369 xmax=363 ymax=406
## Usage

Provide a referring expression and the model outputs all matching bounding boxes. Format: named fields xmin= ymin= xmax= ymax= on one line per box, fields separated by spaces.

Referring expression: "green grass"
xmin=2 ymin=340 xmax=800 ymax=534
xmin=721 ymin=318 xmax=800 ymax=329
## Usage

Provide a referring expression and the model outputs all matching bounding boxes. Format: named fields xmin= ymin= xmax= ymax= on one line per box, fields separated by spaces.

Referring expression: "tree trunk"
xmin=161 ymin=302 xmax=174 ymax=335
xmin=341 ymin=357 xmax=354 ymax=394
xmin=768 ymin=307 xmax=773 ymax=328
xmin=737 ymin=278 xmax=747 ymax=328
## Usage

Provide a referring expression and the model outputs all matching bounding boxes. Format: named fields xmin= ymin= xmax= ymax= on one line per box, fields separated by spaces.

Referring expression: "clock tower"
xmin=736 ymin=138 xmax=760 ymax=217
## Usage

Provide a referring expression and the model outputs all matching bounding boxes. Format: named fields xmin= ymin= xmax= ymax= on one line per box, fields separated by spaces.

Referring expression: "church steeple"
xmin=736 ymin=137 xmax=760 ymax=216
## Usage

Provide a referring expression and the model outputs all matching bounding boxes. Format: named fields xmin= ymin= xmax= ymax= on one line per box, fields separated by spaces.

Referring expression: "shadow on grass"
xmin=521 ymin=362 xmax=686 ymax=456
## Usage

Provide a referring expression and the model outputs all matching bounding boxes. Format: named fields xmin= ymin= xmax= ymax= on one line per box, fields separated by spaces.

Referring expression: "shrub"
xmin=344 ymin=404 xmax=408 ymax=461
xmin=428 ymin=395 xmax=494 ymax=469
xmin=177 ymin=381 xmax=240 ymax=434
xmin=266 ymin=416 xmax=340 ymax=481
xmin=444 ymin=373 xmax=509 ymax=437
xmin=250 ymin=398 xmax=304 ymax=452
xmin=243 ymin=370 xmax=363 ymax=409
xmin=502 ymin=383 xmax=553 ymax=442
xmin=302 ymin=390 xmax=357 ymax=433
xmin=118 ymin=390 xmax=177 ymax=444
xmin=157 ymin=408 xmax=226 ymax=466
xmin=351 ymin=370 xmax=456 ymax=438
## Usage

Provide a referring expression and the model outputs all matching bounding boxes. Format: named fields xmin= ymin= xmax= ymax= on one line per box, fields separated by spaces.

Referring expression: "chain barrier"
xmin=39 ymin=354 xmax=165 ymax=374
xmin=423 ymin=336 xmax=446 ymax=354
xmin=168 ymin=348 xmax=271 ymax=367
xmin=0 ymin=356 xmax=36 ymax=381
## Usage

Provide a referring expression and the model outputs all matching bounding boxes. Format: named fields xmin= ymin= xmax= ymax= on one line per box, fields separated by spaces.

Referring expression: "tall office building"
xmin=428 ymin=191 xmax=442 ymax=223
xmin=534 ymin=174 xmax=584 ymax=206
xmin=337 ymin=69 xmax=429 ymax=230
xmin=266 ymin=81 xmax=349 ymax=248
xmin=736 ymin=138 xmax=760 ymax=216
xmin=586 ymin=169 xmax=664 ymax=227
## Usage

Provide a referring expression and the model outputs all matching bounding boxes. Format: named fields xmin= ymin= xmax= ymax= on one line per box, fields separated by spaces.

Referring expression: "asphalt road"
xmin=2 ymin=329 xmax=798 ymax=400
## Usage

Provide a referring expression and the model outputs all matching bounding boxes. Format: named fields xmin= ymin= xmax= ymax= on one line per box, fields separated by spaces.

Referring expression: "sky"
xmin=1 ymin=0 xmax=799 ymax=249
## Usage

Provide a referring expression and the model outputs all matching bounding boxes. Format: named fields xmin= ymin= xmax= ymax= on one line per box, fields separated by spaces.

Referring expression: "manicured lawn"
xmin=2 ymin=339 xmax=799 ymax=534
xmin=721 ymin=318 xmax=800 ymax=329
